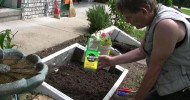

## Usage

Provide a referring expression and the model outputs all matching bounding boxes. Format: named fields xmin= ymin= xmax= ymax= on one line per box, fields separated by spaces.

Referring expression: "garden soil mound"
xmin=45 ymin=61 xmax=119 ymax=100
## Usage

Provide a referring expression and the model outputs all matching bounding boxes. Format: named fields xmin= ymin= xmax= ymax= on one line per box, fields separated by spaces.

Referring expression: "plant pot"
xmin=41 ymin=43 xmax=128 ymax=100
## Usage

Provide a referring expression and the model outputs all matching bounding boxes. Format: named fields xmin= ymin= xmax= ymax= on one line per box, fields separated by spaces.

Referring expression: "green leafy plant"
xmin=86 ymin=5 xmax=111 ymax=34
xmin=0 ymin=0 xmax=5 ymax=7
xmin=90 ymin=30 xmax=112 ymax=55
xmin=91 ymin=31 xmax=112 ymax=47
xmin=107 ymin=0 xmax=134 ymax=34
xmin=99 ymin=31 xmax=112 ymax=46
xmin=158 ymin=0 xmax=173 ymax=7
xmin=173 ymin=0 xmax=190 ymax=8
xmin=0 ymin=29 xmax=18 ymax=49
xmin=91 ymin=31 xmax=112 ymax=46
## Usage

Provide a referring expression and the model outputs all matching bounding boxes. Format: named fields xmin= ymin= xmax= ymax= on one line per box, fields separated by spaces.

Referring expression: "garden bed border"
xmin=103 ymin=26 xmax=141 ymax=47
xmin=36 ymin=43 xmax=128 ymax=100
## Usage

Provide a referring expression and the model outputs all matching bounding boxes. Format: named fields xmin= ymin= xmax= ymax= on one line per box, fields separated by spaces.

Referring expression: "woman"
xmin=98 ymin=0 xmax=190 ymax=99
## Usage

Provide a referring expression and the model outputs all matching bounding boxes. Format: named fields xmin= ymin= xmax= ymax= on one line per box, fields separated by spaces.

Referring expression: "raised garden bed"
xmin=41 ymin=43 xmax=128 ymax=100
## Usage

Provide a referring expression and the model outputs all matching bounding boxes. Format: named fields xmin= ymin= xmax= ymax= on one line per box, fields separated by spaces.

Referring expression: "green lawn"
xmin=180 ymin=7 xmax=190 ymax=16
xmin=131 ymin=29 xmax=145 ymax=41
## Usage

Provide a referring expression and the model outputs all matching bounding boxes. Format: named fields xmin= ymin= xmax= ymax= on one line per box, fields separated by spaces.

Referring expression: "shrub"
xmin=173 ymin=0 xmax=190 ymax=8
xmin=0 ymin=0 xmax=5 ymax=7
xmin=158 ymin=0 xmax=173 ymax=7
xmin=107 ymin=0 xmax=134 ymax=35
xmin=86 ymin=5 xmax=111 ymax=34
xmin=0 ymin=29 xmax=18 ymax=49
xmin=164 ymin=0 xmax=173 ymax=7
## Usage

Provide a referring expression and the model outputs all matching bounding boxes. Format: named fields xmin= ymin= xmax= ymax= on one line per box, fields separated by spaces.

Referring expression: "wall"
xmin=21 ymin=0 xmax=61 ymax=19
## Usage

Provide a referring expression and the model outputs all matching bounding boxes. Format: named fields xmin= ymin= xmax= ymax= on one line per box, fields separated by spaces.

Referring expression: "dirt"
xmin=35 ymin=35 xmax=147 ymax=99
xmin=35 ymin=35 xmax=88 ymax=59
xmin=45 ymin=61 xmax=120 ymax=100
xmin=112 ymin=41 xmax=137 ymax=53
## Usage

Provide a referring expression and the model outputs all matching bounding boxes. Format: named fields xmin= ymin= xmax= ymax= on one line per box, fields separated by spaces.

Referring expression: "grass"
xmin=126 ymin=74 xmax=144 ymax=89
xmin=129 ymin=29 xmax=145 ymax=41
xmin=180 ymin=7 xmax=190 ymax=16
xmin=121 ymin=69 xmax=145 ymax=99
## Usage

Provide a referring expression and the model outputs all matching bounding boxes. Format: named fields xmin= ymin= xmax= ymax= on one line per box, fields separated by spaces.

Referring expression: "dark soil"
xmin=112 ymin=41 xmax=137 ymax=53
xmin=35 ymin=35 xmax=147 ymax=99
xmin=45 ymin=61 xmax=119 ymax=100
xmin=35 ymin=35 xmax=88 ymax=59
xmin=35 ymin=35 xmax=137 ymax=58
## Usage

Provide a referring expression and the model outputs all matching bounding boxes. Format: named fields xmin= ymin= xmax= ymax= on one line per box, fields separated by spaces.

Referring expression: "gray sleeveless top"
xmin=144 ymin=4 xmax=190 ymax=96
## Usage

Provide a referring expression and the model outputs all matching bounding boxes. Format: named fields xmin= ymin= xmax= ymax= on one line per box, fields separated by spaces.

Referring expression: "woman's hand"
xmin=98 ymin=55 xmax=113 ymax=69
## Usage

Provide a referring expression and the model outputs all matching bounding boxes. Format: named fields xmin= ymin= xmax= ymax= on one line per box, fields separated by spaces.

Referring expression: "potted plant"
xmin=0 ymin=29 xmax=18 ymax=49
xmin=0 ymin=0 xmax=5 ymax=7
xmin=90 ymin=30 xmax=112 ymax=55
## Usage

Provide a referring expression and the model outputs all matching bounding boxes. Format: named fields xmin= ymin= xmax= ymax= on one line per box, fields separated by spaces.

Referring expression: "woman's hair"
xmin=116 ymin=0 xmax=157 ymax=13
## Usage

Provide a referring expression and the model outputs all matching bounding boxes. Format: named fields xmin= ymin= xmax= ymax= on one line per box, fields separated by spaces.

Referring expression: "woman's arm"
xmin=111 ymin=40 xmax=146 ymax=65
xmin=98 ymin=40 xmax=146 ymax=68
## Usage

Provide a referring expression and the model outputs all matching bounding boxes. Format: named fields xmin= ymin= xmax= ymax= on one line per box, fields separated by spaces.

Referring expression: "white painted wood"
xmin=42 ymin=43 xmax=82 ymax=63
xmin=103 ymin=65 xmax=128 ymax=100
xmin=102 ymin=26 xmax=141 ymax=47
xmin=33 ymin=82 xmax=73 ymax=100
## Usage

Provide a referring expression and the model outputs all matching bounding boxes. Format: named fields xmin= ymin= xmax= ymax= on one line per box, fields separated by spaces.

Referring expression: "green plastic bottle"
xmin=84 ymin=38 xmax=100 ymax=71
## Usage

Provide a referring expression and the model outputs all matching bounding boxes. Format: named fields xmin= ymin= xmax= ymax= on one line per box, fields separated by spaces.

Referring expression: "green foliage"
xmin=86 ymin=0 xmax=145 ymax=40
xmin=164 ymin=0 xmax=173 ymax=7
xmin=107 ymin=0 xmax=134 ymax=35
xmin=126 ymin=72 xmax=144 ymax=90
xmin=0 ymin=29 xmax=18 ymax=49
xmin=173 ymin=0 xmax=190 ymax=8
xmin=86 ymin=5 xmax=111 ymax=34
xmin=132 ymin=29 xmax=145 ymax=41
xmin=90 ymin=31 xmax=112 ymax=46
xmin=99 ymin=31 xmax=112 ymax=46
xmin=0 ymin=0 xmax=5 ymax=7
xmin=158 ymin=0 xmax=173 ymax=7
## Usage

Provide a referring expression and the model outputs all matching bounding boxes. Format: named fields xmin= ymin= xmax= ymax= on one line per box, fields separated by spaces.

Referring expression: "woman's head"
xmin=117 ymin=0 xmax=157 ymax=13
xmin=117 ymin=0 xmax=157 ymax=28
